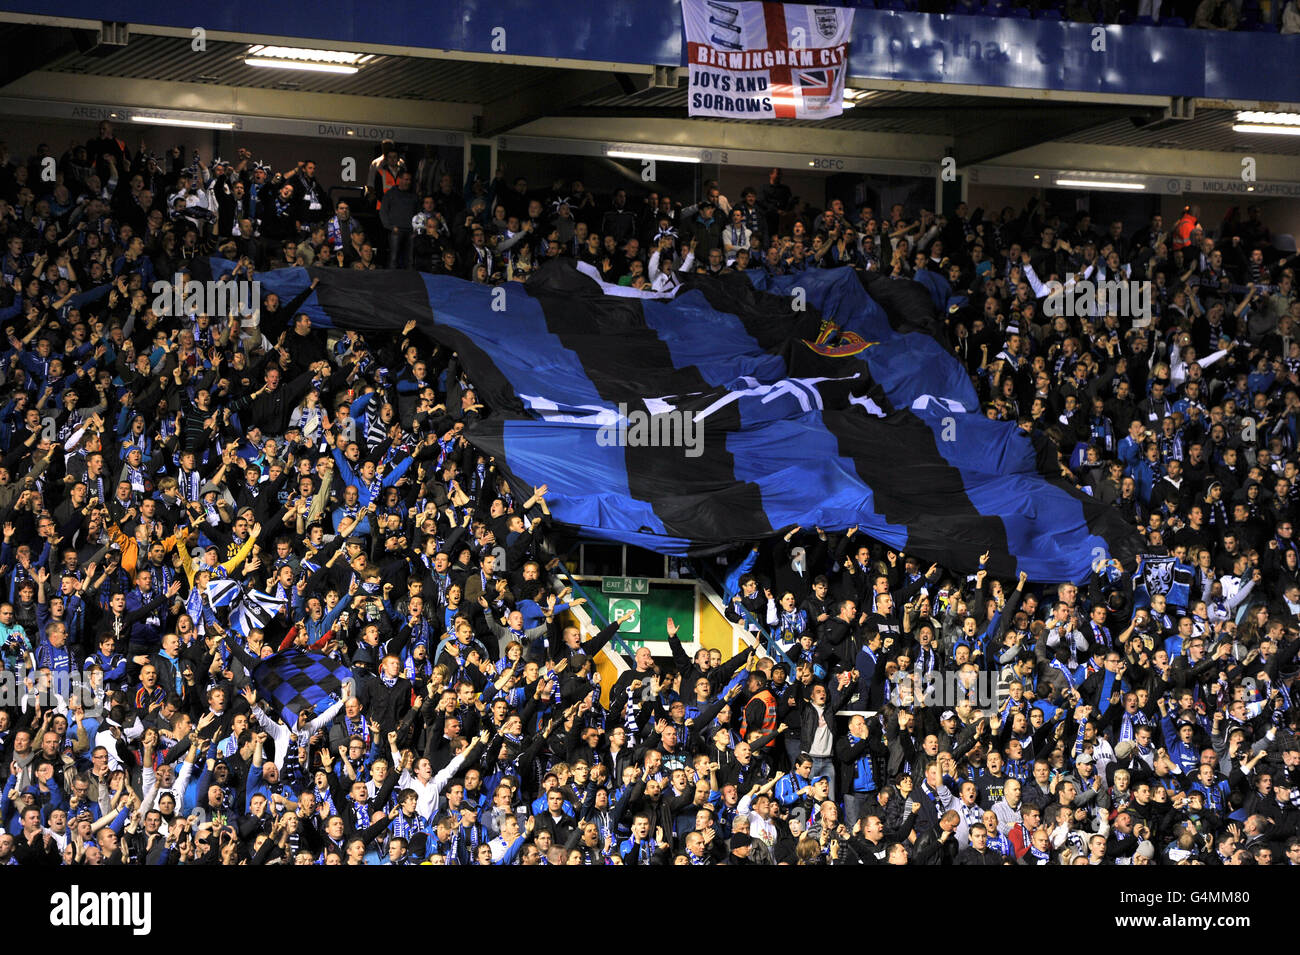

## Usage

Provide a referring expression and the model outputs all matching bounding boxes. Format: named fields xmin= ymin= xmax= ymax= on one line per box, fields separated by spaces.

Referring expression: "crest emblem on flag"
xmin=814 ymin=8 xmax=840 ymax=39
xmin=1142 ymin=556 xmax=1175 ymax=595
xmin=803 ymin=323 xmax=876 ymax=357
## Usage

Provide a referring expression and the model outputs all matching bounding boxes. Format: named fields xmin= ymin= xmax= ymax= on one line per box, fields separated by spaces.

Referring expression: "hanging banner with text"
xmin=683 ymin=0 xmax=854 ymax=120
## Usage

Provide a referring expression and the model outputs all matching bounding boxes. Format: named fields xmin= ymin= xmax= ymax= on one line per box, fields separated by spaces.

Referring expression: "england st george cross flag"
xmin=222 ymin=258 xmax=1141 ymax=582
xmin=682 ymin=0 xmax=854 ymax=120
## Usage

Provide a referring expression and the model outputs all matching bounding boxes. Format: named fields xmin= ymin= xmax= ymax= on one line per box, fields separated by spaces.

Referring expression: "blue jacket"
xmin=842 ymin=733 xmax=877 ymax=794
xmin=332 ymin=448 xmax=415 ymax=506
xmin=773 ymin=772 xmax=813 ymax=808
xmin=34 ymin=640 xmax=73 ymax=678
xmin=123 ymin=588 xmax=167 ymax=648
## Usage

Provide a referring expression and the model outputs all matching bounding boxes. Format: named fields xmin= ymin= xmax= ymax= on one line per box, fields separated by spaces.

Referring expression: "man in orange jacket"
xmin=1172 ymin=205 xmax=1199 ymax=252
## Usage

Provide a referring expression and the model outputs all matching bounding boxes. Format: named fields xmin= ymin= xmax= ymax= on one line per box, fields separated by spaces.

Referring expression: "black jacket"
xmin=360 ymin=673 xmax=412 ymax=736
xmin=956 ymin=845 xmax=1004 ymax=865
xmin=814 ymin=618 xmax=858 ymax=670
xmin=797 ymin=682 xmax=849 ymax=755
xmin=913 ymin=827 xmax=960 ymax=865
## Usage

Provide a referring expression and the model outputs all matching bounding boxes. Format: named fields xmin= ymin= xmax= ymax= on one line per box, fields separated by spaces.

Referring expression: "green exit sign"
xmin=602 ymin=576 xmax=649 ymax=595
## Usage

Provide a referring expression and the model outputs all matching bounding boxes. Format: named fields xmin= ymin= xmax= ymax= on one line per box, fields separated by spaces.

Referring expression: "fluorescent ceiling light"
xmin=245 ymin=58 xmax=358 ymax=74
xmin=1233 ymin=123 xmax=1300 ymax=136
xmin=129 ymin=115 xmax=234 ymax=129
xmin=1054 ymin=178 xmax=1146 ymax=191
xmin=606 ymin=149 xmax=701 ymax=164
xmin=1236 ymin=110 xmax=1300 ymax=125
xmin=244 ymin=44 xmax=370 ymax=74
xmin=1233 ymin=111 xmax=1300 ymax=135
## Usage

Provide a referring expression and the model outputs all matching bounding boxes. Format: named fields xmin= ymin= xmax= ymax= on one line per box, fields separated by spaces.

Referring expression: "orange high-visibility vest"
xmin=741 ymin=689 xmax=777 ymax=747
xmin=375 ymin=165 xmax=399 ymax=209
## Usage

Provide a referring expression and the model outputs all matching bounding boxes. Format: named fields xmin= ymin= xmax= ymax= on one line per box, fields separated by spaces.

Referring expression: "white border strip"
xmin=0 ymin=96 xmax=466 ymax=146
xmin=967 ymin=163 xmax=1300 ymax=196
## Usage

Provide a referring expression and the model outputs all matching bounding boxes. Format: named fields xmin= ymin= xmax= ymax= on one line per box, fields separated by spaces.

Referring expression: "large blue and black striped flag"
xmin=230 ymin=258 xmax=1139 ymax=581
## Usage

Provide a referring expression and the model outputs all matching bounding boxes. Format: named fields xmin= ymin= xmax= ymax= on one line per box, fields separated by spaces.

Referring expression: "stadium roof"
xmin=0 ymin=17 xmax=1296 ymax=183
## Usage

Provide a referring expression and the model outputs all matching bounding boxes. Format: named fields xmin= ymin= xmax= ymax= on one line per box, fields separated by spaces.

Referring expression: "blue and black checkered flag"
xmin=252 ymin=649 xmax=351 ymax=724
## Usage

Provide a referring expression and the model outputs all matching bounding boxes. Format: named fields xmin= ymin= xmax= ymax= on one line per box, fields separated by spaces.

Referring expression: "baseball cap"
xmin=941 ymin=710 xmax=957 ymax=721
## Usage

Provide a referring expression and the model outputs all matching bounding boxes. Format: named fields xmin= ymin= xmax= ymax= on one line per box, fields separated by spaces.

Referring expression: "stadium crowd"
xmin=0 ymin=126 xmax=1299 ymax=866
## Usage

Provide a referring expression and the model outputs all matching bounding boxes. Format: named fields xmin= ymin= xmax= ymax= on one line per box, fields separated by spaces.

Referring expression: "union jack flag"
xmin=795 ymin=68 xmax=834 ymax=98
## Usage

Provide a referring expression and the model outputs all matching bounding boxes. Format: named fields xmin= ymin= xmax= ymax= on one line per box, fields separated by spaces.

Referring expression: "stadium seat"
xmin=1036 ymin=8 xmax=1062 ymax=17
xmin=1134 ymin=14 xmax=1156 ymax=23
xmin=1163 ymin=15 xmax=1187 ymax=24
xmin=1010 ymin=7 xmax=1032 ymax=16
xmin=1253 ymin=22 xmax=1278 ymax=30
xmin=1117 ymin=11 xmax=1134 ymax=23
xmin=886 ymin=0 xmax=909 ymax=10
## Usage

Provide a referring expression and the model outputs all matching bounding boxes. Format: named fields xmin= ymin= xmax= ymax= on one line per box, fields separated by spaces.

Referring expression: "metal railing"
xmin=551 ymin=561 xmax=638 ymax=659
xmin=731 ymin=602 xmax=796 ymax=672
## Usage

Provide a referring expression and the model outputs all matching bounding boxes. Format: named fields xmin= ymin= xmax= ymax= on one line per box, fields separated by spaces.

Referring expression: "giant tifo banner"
xmin=206 ymin=256 xmax=1141 ymax=583
xmin=682 ymin=0 xmax=854 ymax=120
